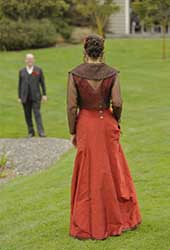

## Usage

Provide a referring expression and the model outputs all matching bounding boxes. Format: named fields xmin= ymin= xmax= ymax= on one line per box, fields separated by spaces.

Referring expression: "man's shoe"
xmin=27 ymin=133 xmax=35 ymax=138
xmin=39 ymin=133 xmax=46 ymax=137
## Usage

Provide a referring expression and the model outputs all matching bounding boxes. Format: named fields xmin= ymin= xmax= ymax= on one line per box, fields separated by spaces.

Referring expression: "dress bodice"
xmin=66 ymin=62 xmax=123 ymax=134
xmin=72 ymin=74 xmax=115 ymax=110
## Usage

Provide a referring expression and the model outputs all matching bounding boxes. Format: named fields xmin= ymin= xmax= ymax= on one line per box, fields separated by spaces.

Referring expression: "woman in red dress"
xmin=66 ymin=34 xmax=142 ymax=240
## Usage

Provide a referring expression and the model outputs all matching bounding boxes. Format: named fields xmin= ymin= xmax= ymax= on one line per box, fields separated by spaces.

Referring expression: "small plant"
xmin=0 ymin=147 xmax=15 ymax=178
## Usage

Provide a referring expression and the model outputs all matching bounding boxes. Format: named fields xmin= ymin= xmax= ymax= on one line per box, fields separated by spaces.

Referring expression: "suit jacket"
xmin=18 ymin=65 xmax=46 ymax=103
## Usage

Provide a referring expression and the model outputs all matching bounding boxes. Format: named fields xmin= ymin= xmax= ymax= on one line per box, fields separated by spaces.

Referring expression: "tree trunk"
xmin=141 ymin=21 xmax=145 ymax=34
xmin=162 ymin=18 xmax=166 ymax=60
xmin=95 ymin=14 xmax=104 ymax=37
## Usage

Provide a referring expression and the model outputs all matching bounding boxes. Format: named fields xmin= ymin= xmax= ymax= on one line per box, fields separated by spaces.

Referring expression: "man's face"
xmin=25 ymin=55 xmax=35 ymax=67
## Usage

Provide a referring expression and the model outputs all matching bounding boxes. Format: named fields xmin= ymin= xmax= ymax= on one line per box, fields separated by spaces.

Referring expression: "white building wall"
xmin=107 ymin=0 xmax=130 ymax=35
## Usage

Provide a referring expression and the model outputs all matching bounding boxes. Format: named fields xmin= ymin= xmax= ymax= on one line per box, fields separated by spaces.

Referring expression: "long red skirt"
xmin=69 ymin=108 xmax=142 ymax=240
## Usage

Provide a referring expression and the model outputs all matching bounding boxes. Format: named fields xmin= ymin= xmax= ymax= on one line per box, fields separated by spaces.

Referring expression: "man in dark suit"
xmin=18 ymin=54 xmax=47 ymax=138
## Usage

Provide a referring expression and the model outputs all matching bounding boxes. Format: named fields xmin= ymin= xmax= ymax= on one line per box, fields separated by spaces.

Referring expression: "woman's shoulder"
xmin=68 ymin=63 xmax=85 ymax=74
xmin=106 ymin=62 xmax=120 ymax=71
xmin=68 ymin=63 xmax=120 ymax=80
xmin=69 ymin=63 xmax=119 ymax=72
xmin=101 ymin=63 xmax=120 ymax=74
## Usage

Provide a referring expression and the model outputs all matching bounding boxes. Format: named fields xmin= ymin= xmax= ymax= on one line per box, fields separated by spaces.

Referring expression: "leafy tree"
xmin=131 ymin=1 xmax=150 ymax=33
xmin=64 ymin=0 xmax=91 ymax=27
xmin=133 ymin=0 xmax=170 ymax=59
xmin=145 ymin=0 xmax=170 ymax=59
xmin=75 ymin=0 xmax=120 ymax=37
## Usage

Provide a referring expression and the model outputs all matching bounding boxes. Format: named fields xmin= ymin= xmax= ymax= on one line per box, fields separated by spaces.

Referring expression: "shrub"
xmin=70 ymin=26 xmax=93 ymax=44
xmin=0 ymin=0 xmax=68 ymax=21
xmin=0 ymin=0 xmax=72 ymax=42
xmin=53 ymin=17 xmax=73 ymax=40
xmin=0 ymin=18 xmax=57 ymax=50
xmin=0 ymin=147 xmax=15 ymax=178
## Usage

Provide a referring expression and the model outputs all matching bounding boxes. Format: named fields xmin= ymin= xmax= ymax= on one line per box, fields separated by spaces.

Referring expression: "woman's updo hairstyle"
xmin=84 ymin=34 xmax=104 ymax=60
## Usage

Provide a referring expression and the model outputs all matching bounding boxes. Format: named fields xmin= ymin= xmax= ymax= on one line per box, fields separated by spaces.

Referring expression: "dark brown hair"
xmin=84 ymin=34 xmax=104 ymax=60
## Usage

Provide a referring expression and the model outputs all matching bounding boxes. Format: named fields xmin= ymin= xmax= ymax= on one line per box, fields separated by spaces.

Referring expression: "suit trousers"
xmin=22 ymin=97 xmax=44 ymax=135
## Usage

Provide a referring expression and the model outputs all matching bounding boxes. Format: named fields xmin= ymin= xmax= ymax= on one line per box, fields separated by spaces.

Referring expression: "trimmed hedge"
xmin=0 ymin=18 xmax=57 ymax=50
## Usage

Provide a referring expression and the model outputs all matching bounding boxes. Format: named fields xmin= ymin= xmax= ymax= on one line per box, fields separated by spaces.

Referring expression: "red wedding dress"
xmin=66 ymin=63 xmax=142 ymax=240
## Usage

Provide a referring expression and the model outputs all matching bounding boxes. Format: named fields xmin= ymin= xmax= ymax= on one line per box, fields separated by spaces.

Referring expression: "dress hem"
xmin=69 ymin=220 xmax=142 ymax=240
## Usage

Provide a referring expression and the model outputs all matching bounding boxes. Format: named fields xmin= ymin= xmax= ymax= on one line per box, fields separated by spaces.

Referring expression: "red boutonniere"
xmin=32 ymin=71 xmax=40 ymax=76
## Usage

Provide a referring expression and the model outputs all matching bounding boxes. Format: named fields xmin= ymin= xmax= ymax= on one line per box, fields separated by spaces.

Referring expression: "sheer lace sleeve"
xmin=66 ymin=72 xmax=78 ymax=135
xmin=111 ymin=73 xmax=123 ymax=123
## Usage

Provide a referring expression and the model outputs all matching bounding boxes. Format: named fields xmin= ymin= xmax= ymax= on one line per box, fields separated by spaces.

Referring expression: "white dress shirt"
xmin=26 ymin=66 xmax=34 ymax=74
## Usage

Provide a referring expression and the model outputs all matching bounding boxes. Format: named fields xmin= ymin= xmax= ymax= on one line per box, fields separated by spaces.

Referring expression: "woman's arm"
xmin=66 ymin=72 xmax=78 ymax=136
xmin=111 ymin=73 xmax=123 ymax=125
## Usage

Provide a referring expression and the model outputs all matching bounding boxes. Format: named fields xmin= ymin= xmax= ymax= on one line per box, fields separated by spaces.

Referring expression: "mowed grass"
xmin=0 ymin=38 xmax=169 ymax=138
xmin=0 ymin=38 xmax=170 ymax=249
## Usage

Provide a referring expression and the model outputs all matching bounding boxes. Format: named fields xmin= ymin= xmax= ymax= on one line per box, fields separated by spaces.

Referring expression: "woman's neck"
xmin=85 ymin=57 xmax=102 ymax=64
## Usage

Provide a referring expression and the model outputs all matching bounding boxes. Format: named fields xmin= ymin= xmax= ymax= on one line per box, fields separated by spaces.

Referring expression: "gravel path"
xmin=0 ymin=138 xmax=72 ymax=184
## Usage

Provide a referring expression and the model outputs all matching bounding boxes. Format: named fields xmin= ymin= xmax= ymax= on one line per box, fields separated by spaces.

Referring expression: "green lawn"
xmin=0 ymin=38 xmax=169 ymax=138
xmin=0 ymin=38 xmax=170 ymax=249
